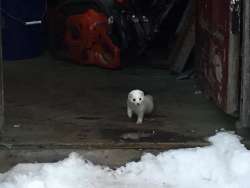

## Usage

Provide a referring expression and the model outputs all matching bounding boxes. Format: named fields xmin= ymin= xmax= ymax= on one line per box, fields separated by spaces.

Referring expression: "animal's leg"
xmin=127 ymin=106 xmax=133 ymax=118
xmin=136 ymin=112 xmax=144 ymax=124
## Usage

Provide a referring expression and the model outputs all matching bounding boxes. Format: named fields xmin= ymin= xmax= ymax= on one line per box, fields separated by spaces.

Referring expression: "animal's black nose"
xmin=137 ymin=103 xmax=140 ymax=106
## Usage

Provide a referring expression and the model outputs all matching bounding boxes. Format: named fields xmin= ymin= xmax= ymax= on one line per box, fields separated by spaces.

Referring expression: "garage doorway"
xmin=0 ymin=0 xmax=245 ymax=149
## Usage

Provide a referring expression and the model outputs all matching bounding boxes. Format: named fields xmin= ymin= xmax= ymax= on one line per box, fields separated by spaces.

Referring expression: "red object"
xmin=64 ymin=9 xmax=120 ymax=69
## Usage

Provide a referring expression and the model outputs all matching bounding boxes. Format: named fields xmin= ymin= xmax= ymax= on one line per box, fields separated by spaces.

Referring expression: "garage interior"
xmin=0 ymin=0 xmax=249 ymax=169
xmin=1 ymin=53 xmax=236 ymax=148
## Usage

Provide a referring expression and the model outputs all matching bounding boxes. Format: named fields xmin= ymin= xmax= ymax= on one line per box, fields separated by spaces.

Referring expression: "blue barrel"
xmin=1 ymin=0 xmax=46 ymax=60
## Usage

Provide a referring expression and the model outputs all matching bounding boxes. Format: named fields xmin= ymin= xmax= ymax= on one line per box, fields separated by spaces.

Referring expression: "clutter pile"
xmin=48 ymin=0 xmax=190 ymax=69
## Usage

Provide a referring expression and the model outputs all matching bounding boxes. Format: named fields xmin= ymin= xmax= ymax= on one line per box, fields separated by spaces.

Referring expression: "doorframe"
xmin=240 ymin=0 xmax=250 ymax=128
xmin=0 ymin=15 xmax=4 ymax=132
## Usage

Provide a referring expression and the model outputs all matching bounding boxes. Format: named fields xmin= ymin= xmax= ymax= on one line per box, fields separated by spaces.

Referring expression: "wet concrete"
xmin=101 ymin=128 xmax=202 ymax=143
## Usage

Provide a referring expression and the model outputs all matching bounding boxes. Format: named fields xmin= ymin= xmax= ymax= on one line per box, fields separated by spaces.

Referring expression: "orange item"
xmin=64 ymin=9 xmax=120 ymax=69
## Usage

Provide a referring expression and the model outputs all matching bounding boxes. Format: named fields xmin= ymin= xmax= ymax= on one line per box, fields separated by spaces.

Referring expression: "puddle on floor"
xmin=100 ymin=128 xmax=203 ymax=143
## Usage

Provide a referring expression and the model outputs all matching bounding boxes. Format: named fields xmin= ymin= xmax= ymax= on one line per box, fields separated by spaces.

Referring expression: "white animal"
xmin=127 ymin=89 xmax=154 ymax=124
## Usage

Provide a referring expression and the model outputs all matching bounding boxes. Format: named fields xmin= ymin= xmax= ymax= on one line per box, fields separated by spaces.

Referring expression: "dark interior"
xmin=0 ymin=0 xmax=241 ymax=149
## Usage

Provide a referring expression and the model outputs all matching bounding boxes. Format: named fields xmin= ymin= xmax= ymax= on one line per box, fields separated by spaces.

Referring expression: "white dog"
xmin=127 ymin=89 xmax=154 ymax=124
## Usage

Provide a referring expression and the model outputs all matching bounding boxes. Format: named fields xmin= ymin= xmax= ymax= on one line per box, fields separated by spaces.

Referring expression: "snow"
xmin=1 ymin=132 xmax=250 ymax=188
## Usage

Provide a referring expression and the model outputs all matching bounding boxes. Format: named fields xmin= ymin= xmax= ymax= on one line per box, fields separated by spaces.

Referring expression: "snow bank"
xmin=1 ymin=132 xmax=250 ymax=188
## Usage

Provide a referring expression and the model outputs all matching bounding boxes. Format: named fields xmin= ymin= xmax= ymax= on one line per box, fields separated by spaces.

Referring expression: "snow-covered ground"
xmin=0 ymin=132 xmax=250 ymax=188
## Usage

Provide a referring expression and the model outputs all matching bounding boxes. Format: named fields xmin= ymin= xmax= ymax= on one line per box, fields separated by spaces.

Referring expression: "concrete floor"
xmin=0 ymin=53 xmax=244 ymax=172
xmin=0 ymin=54 xmax=237 ymax=150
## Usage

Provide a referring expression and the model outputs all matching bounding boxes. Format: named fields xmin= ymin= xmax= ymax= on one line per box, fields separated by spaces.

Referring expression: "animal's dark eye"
xmin=133 ymin=99 xmax=136 ymax=101
xmin=139 ymin=98 xmax=142 ymax=100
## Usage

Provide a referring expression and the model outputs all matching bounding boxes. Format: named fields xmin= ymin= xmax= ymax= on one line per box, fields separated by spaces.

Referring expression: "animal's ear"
xmin=128 ymin=92 xmax=132 ymax=99
xmin=139 ymin=90 xmax=144 ymax=96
